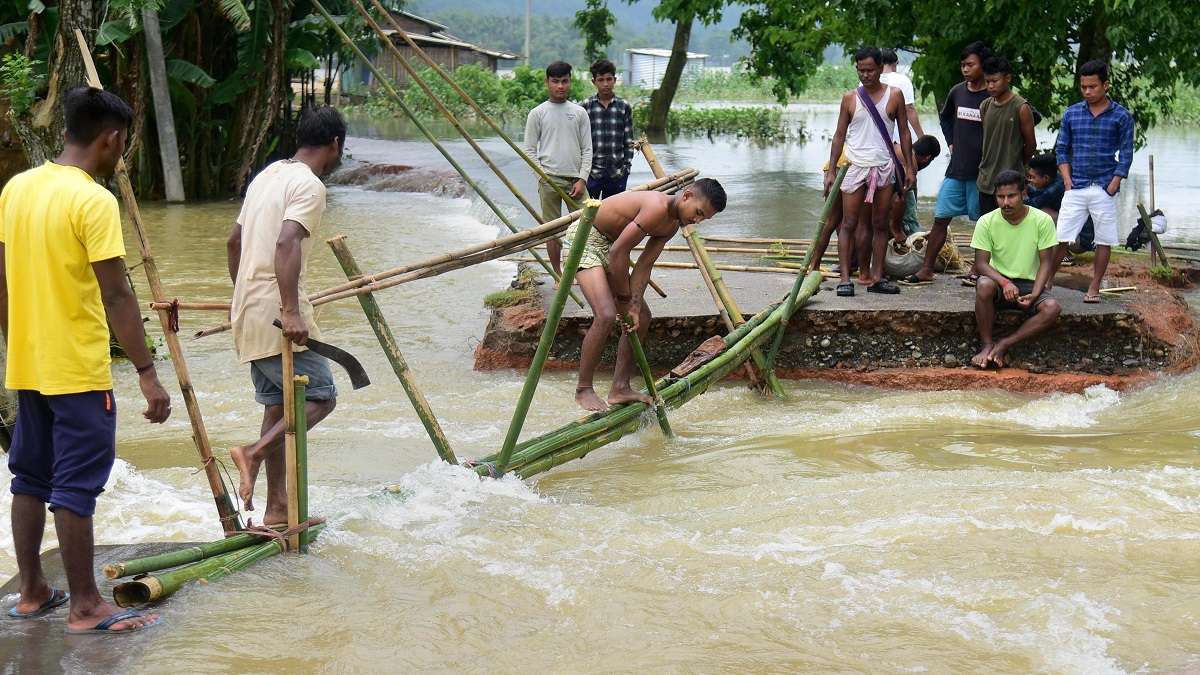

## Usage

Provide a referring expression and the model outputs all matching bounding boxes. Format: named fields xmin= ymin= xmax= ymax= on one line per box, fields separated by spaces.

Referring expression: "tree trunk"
xmin=645 ymin=12 xmax=693 ymax=142
xmin=143 ymin=8 xmax=186 ymax=201
xmin=1076 ymin=2 xmax=1112 ymax=71
xmin=14 ymin=0 xmax=95 ymax=165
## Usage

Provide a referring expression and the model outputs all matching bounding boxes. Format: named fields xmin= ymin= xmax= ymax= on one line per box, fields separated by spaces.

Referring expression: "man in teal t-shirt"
xmin=969 ymin=169 xmax=1061 ymax=369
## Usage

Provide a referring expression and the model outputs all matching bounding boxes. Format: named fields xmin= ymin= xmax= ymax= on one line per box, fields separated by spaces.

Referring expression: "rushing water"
xmin=2 ymin=112 xmax=1200 ymax=673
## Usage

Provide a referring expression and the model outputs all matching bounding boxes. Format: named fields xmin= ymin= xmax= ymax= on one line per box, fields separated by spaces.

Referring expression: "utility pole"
xmin=142 ymin=8 xmax=185 ymax=201
xmin=524 ymin=0 xmax=531 ymax=66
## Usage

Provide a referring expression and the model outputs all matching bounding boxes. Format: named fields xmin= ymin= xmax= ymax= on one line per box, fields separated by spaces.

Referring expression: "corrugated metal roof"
xmin=624 ymin=48 xmax=709 ymax=59
xmin=381 ymin=29 xmax=521 ymax=61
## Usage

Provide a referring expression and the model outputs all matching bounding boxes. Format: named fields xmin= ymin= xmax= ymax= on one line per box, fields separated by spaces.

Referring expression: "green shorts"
xmin=563 ymin=221 xmax=611 ymax=270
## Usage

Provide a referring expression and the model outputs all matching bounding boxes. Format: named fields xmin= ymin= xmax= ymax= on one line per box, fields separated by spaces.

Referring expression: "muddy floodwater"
xmin=2 ymin=109 xmax=1200 ymax=673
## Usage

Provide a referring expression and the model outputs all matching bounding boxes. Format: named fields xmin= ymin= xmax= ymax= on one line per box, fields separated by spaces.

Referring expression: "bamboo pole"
xmin=510 ymin=257 xmax=813 ymax=275
xmin=638 ymin=141 xmax=766 ymax=388
xmin=1138 ymin=203 xmax=1171 ymax=271
xmin=73 ymin=30 xmax=241 ymax=532
xmin=1149 ymin=155 xmax=1157 ymax=267
xmin=495 ymin=200 xmax=600 ymax=475
xmin=308 ymin=0 xmax=579 ymax=307
xmin=293 ymin=375 xmax=310 ymax=552
xmin=182 ymin=170 xmax=696 ymax=330
xmin=103 ymin=534 xmax=265 ymax=579
xmin=626 ymin=331 xmax=672 ymax=437
xmin=764 ymin=164 xmax=847 ymax=378
xmin=281 ymin=335 xmax=300 ymax=553
xmin=368 ymin=0 xmax=579 ymax=210
xmin=327 ymin=235 xmax=457 ymax=465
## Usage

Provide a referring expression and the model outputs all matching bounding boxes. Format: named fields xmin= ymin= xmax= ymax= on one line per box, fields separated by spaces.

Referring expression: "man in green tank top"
xmin=976 ymin=56 xmax=1037 ymax=216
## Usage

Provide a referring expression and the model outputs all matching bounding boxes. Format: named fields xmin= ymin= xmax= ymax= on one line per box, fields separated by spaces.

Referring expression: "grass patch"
xmin=484 ymin=288 xmax=535 ymax=308
xmin=634 ymin=105 xmax=800 ymax=142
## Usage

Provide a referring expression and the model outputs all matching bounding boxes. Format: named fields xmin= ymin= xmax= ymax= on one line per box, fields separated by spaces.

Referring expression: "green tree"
xmin=574 ymin=0 xmax=616 ymax=66
xmin=734 ymin=0 xmax=1200 ymax=144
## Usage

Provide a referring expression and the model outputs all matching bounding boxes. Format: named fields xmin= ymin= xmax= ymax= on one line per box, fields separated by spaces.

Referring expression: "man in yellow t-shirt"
xmin=227 ymin=107 xmax=345 ymax=522
xmin=969 ymin=169 xmax=1061 ymax=369
xmin=2 ymin=87 xmax=170 ymax=634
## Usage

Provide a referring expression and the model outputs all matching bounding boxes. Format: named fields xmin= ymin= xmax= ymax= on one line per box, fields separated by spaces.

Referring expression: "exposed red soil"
xmin=775 ymin=366 xmax=1155 ymax=394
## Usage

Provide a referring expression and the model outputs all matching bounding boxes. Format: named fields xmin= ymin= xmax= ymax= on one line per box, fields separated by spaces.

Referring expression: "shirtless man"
xmin=570 ymin=178 xmax=727 ymax=411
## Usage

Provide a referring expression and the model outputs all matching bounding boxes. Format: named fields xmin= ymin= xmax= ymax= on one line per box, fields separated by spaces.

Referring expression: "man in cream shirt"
xmin=227 ymin=107 xmax=345 ymax=522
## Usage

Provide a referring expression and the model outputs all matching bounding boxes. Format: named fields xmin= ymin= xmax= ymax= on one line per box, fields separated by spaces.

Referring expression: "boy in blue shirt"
xmin=1048 ymin=60 xmax=1134 ymax=302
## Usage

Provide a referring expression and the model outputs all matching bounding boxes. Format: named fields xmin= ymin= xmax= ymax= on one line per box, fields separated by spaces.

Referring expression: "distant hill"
xmin=406 ymin=0 xmax=749 ymax=67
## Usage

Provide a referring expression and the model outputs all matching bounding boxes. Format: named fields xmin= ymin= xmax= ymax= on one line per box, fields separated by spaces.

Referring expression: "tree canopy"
xmin=734 ymin=0 xmax=1200 ymax=144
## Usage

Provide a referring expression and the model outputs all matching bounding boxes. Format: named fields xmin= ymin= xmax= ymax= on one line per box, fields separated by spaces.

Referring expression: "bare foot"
xmin=988 ymin=343 xmax=1009 ymax=368
xmin=914 ymin=270 xmax=935 ymax=282
xmin=575 ymin=387 xmax=608 ymax=412
xmin=856 ymin=274 xmax=873 ymax=285
xmin=262 ymin=508 xmax=289 ymax=528
xmin=68 ymin=601 xmax=158 ymax=633
xmin=607 ymin=387 xmax=654 ymax=406
xmin=971 ymin=345 xmax=994 ymax=369
xmin=229 ymin=445 xmax=262 ymax=511
xmin=14 ymin=583 xmax=54 ymax=615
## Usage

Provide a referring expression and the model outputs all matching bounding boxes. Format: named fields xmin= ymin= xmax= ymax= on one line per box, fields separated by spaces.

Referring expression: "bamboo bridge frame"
xmin=84 ymin=5 xmax=845 ymax=605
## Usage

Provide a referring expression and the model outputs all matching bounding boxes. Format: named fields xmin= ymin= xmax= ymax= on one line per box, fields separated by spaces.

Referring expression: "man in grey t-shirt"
xmin=523 ymin=60 xmax=592 ymax=273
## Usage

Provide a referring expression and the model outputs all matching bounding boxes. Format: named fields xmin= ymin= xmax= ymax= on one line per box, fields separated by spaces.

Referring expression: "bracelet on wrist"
xmin=136 ymin=361 xmax=156 ymax=374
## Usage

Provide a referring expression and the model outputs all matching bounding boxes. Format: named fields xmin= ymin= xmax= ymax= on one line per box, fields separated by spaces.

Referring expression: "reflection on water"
xmin=0 ymin=117 xmax=1198 ymax=673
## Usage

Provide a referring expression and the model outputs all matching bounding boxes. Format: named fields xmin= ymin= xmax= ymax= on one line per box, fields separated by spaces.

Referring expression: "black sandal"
xmin=836 ymin=282 xmax=855 ymax=297
xmin=867 ymin=280 xmax=901 ymax=294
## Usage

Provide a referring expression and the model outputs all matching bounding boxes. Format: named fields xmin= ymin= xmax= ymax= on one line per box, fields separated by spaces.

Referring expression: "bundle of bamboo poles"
xmin=110 ymin=525 xmax=326 ymax=606
xmin=465 ymin=271 xmax=823 ymax=479
xmin=169 ymin=169 xmax=696 ymax=338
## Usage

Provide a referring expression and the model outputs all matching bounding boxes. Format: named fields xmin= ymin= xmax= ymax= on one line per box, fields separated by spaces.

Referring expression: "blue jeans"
xmin=586 ymin=174 xmax=629 ymax=199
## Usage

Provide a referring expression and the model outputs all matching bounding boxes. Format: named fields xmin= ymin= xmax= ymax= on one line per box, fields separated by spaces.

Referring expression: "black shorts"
xmin=993 ymin=278 xmax=1050 ymax=314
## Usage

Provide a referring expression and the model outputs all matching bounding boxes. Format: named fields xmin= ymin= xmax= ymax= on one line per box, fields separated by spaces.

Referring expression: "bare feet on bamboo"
xmin=229 ymin=445 xmax=261 ymax=511
xmin=575 ymin=386 xmax=608 ymax=412
xmin=607 ymin=387 xmax=654 ymax=407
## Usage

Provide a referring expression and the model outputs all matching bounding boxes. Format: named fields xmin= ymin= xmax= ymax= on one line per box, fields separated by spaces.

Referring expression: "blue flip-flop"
xmin=7 ymin=588 xmax=69 ymax=619
xmin=66 ymin=608 xmax=162 ymax=635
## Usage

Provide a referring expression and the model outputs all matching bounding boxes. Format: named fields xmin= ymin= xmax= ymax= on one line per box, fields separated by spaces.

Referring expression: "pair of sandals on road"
xmin=6 ymin=588 xmax=161 ymax=635
xmin=836 ymin=279 xmax=900 ymax=297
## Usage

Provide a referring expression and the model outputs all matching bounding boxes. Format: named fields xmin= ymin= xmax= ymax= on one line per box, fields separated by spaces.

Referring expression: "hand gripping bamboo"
xmin=73 ymin=30 xmax=240 ymax=531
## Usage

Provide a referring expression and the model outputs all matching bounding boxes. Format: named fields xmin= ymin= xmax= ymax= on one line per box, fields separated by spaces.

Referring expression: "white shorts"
xmin=1057 ymin=184 xmax=1119 ymax=246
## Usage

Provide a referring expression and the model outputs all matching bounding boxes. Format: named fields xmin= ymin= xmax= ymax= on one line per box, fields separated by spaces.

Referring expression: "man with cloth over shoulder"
xmin=970 ymin=169 xmax=1061 ymax=369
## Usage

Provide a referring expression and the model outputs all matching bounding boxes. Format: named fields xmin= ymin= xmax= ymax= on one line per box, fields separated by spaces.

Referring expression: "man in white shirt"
xmin=523 ymin=60 xmax=593 ymax=274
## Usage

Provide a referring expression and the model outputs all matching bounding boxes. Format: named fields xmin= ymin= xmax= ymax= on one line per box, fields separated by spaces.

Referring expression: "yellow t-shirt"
xmin=231 ymin=160 xmax=326 ymax=363
xmin=0 ymin=162 xmax=126 ymax=394
xmin=970 ymin=207 xmax=1057 ymax=281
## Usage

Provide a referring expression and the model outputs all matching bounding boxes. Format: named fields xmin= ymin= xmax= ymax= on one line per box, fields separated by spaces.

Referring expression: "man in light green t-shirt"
xmin=969 ymin=170 xmax=1061 ymax=368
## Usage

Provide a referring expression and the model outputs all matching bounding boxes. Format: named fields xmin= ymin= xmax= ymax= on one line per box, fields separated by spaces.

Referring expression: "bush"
xmin=633 ymin=105 xmax=799 ymax=142
xmin=403 ymin=64 xmax=507 ymax=120
xmin=0 ymin=53 xmax=41 ymax=116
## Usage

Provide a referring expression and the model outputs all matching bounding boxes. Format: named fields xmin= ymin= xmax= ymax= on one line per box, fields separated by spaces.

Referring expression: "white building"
xmin=624 ymin=48 xmax=708 ymax=88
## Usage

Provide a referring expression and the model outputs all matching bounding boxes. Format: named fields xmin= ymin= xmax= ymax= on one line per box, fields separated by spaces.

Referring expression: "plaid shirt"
xmin=581 ymin=95 xmax=634 ymax=179
xmin=1055 ymin=99 xmax=1134 ymax=190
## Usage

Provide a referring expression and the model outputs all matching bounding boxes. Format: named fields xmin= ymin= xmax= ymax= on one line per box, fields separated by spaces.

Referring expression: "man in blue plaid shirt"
xmin=582 ymin=59 xmax=635 ymax=198
xmin=1049 ymin=59 xmax=1134 ymax=303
